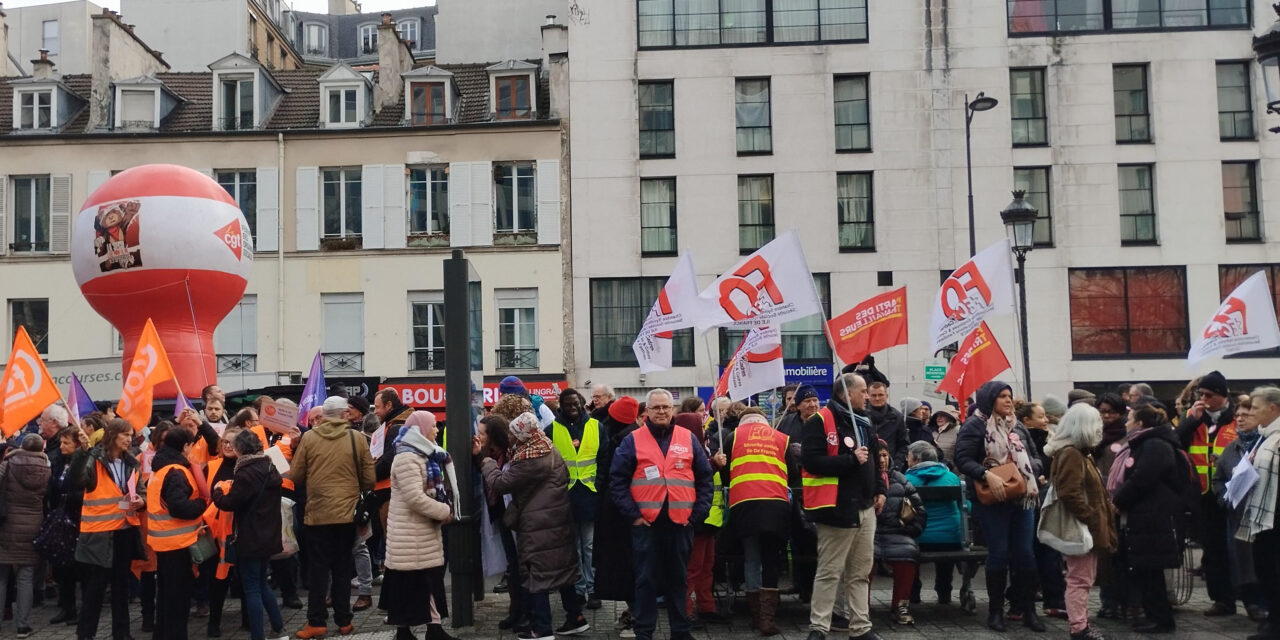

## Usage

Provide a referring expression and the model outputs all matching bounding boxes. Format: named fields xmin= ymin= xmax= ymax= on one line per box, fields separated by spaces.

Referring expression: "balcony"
xmin=496 ymin=347 xmax=538 ymax=370
xmin=408 ymin=348 xmax=445 ymax=372
xmin=219 ymin=116 xmax=255 ymax=131
xmin=322 ymin=351 xmax=364 ymax=374
xmin=217 ymin=354 xmax=257 ymax=373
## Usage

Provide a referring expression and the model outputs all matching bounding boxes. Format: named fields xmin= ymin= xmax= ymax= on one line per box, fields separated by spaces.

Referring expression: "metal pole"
xmin=965 ymin=95 xmax=977 ymax=258
xmin=1016 ymin=251 xmax=1032 ymax=400
xmin=443 ymin=249 xmax=477 ymax=627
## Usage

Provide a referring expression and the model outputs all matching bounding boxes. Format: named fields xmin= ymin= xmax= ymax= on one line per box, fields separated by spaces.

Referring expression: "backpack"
xmin=1166 ymin=445 xmax=1200 ymax=537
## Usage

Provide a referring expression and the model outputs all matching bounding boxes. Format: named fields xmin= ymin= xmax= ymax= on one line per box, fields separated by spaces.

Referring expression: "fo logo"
xmin=3 ymin=351 xmax=44 ymax=405
xmin=940 ymin=263 xmax=992 ymax=321
xmin=117 ymin=344 xmax=159 ymax=416
xmin=718 ymin=256 xmax=783 ymax=321
xmin=1204 ymin=296 xmax=1247 ymax=339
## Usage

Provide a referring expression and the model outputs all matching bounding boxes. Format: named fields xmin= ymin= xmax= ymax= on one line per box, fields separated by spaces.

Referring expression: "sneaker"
xmin=515 ymin=632 xmax=555 ymax=640
xmin=892 ymin=603 xmax=915 ymax=625
xmin=614 ymin=610 xmax=635 ymax=631
xmin=1070 ymin=627 xmax=1106 ymax=640
xmin=555 ymin=615 xmax=590 ymax=635
xmin=16 ymin=627 xmax=32 ymax=639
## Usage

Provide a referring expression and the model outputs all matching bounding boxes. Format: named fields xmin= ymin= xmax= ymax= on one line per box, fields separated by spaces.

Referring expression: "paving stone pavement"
xmin=4 ymin=564 xmax=1262 ymax=640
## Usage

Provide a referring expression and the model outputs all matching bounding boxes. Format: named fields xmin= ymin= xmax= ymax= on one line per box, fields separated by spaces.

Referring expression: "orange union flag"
xmin=117 ymin=319 xmax=177 ymax=431
xmin=1 ymin=326 xmax=63 ymax=437
xmin=828 ymin=287 xmax=908 ymax=365
xmin=935 ymin=322 xmax=1011 ymax=415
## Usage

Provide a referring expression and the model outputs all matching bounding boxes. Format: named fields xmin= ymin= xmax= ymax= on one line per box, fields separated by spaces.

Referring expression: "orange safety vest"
xmin=203 ymin=480 xmax=235 ymax=578
xmin=274 ymin=437 xmax=295 ymax=492
xmin=250 ymin=425 xmax=269 ymax=451
xmin=146 ymin=464 xmax=203 ymax=552
xmin=728 ymin=422 xmax=789 ymax=508
xmin=81 ymin=459 xmax=138 ymax=533
xmin=629 ymin=425 xmax=697 ymax=524
xmin=1188 ymin=418 xmax=1237 ymax=494
xmin=801 ymin=407 xmax=841 ymax=511
xmin=189 ymin=437 xmax=212 ymax=468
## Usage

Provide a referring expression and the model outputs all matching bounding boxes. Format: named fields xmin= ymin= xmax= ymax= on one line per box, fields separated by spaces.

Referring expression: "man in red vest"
xmin=801 ymin=373 xmax=887 ymax=640
xmin=609 ymin=388 xmax=713 ymax=640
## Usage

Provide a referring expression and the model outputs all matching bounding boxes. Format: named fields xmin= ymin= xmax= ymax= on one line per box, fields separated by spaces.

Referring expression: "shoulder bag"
xmin=974 ymin=458 xmax=1027 ymax=506
xmin=350 ymin=432 xmax=373 ymax=526
xmin=1036 ymin=484 xmax=1094 ymax=555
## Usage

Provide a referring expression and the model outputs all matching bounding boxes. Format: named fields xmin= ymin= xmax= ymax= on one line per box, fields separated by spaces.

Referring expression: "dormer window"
xmin=210 ymin=53 xmax=282 ymax=132
xmin=318 ymin=62 xmax=372 ymax=129
xmin=359 ymin=24 xmax=377 ymax=54
xmin=397 ymin=19 xmax=418 ymax=49
xmin=304 ymin=23 xmax=328 ymax=56
xmin=17 ymin=90 xmax=52 ymax=129
xmin=486 ymin=61 xmax=538 ymax=121
xmin=220 ymin=76 xmax=254 ymax=130
xmin=327 ymin=87 xmax=358 ymax=125
xmin=118 ymin=89 xmax=156 ymax=129
xmin=410 ymin=83 xmax=444 ymax=124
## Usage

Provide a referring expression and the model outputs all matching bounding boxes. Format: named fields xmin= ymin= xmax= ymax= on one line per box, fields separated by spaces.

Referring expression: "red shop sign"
xmin=380 ymin=380 xmax=572 ymax=408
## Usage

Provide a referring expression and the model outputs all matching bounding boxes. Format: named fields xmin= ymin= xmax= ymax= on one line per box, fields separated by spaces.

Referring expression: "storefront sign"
xmin=380 ymin=379 xmax=571 ymax=408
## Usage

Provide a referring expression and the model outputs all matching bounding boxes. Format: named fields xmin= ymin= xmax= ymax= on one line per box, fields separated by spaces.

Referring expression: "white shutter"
xmin=49 ymin=174 xmax=72 ymax=254
xmin=0 ymin=175 xmax=7 ymax=256
xmin=470 ymin=160 xmax=493 ymax=247
xmin=382 ymin=164 xmax=406 ymax=250
xmin=295 ymin=166 xmax=320 ymax=251
xmin=448 ymin=162 xmax=473 ymax=247
xmin=87 ymin=170 xmax=111 ymax=197
xmin=535 ymin=159 xmax=561 ymax=245
xmin=255 ymin=166 xmax=279 ymax=252
xmin=360 ymin=165 xmax=384 ymax=249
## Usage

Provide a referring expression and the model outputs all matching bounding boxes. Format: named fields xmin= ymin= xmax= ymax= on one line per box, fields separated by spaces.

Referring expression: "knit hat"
xmin=1041 ymin=394 xmax=1067 ymax=419
xmin=321 ymin=396 xmax=348 ymax=417
xmin=1199 ymin=370 xmax=1230 ymax=398
xmin=608 ymin=396 xmax=639 ymax=424
xmin=498 ymin=375 xmax=527 ymax=396
xmin=1067 ymin=388 xmax=1097 ymax=407
xmin=347 ymin=395 xmax=370 ymax=415
xmin=900 ymin=397 xmax=923 ymax=416
xmin=738 ymin=413 xmax=770 ymax=427
xmin=794 ymin=385 xmax=819 ymax=403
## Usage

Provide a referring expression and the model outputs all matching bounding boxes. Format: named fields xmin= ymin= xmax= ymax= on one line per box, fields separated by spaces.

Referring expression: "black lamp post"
xmin=1254 ymin=4 xmax=1280 ymax=133
xmin=965 ymin=92 xmax=999 ymax=257
xmin=1000 ymin=190 xmax=1038 ymax=400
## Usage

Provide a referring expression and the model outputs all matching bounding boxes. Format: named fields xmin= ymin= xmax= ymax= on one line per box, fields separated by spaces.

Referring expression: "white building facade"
xmin=568 ymin=0 xmax=1280 ymax=403
xmin=3 ymin=0 xmax=102 ymax=75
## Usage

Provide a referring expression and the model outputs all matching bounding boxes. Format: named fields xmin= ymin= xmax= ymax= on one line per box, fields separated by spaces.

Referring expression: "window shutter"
xmin=49 ymin=174 xmax=72 ymax=254
xmin=535 ymin=159 xmax=560 ymax=245
xmin=295 ymin=166 xmax=320 ymax=251
xmin=470 ymin=160 xmax=493 ymax=247
xmin=449 ymin=162 xmax=473 ymax=247
xmin=87 ymin=170 xmax=111 ymax=197
xmin=382 ymin=164 xmax=406 ymax=249
xmin=0 ymin=175 xmax=7 ymax=256
xmin=255 ymin=166 xmax=279 ymax=252
xmin=361 ymin=164 xmax=385 ymax=249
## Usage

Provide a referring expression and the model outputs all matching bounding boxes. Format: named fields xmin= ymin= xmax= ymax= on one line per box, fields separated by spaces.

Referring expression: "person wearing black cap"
xmin=1176 ymin=370 xmax=1240 ymax=617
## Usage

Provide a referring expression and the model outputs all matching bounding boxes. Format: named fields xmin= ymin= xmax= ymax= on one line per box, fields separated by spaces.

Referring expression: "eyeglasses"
xmin=648 ymin=405 xmax=674 ymax=411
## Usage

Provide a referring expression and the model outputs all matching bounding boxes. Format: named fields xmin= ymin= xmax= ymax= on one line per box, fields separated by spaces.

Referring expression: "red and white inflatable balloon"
xmin=72 ymin=164 xmax=253 ymax=399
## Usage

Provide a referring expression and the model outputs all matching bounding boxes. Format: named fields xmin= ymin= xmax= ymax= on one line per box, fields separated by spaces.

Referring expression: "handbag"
xmin=189 ymin=527 xmax=219 ymax=564
xmin=272 ymin=496 xmax=299 ymax=560
xmin=899 ymin=496 xmax=917 ymax=525
xmin=975 ymin=459 xmax=1027 ymax=506
xmin=1037 ymin=484 xmax=1094 ymax=555
xmin=349 ymin=432 xmax=374 ymax=526
xmin=33 ymin=506 xmax=79 ymax=566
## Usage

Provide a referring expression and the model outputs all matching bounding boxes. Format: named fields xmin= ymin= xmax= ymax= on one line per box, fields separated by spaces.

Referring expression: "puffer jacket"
xmin=480 ymin=452 xmax=578 ymax=593
xmin=873 ymin=470 xmax=926 ymax=562
xmin=954 ymin=381 xmax=1043 ymax=493
xmin=385 ymin=428 xmax=452 ymax=571
xmin=290 ymin=417 xmax=375 ymax=526
xmin=0 ymin=449 xmax=51 ymax=565
xmin=904 ymin=461 xmax=963 ymax=546
xmin=1112 ymin=426 xmax=1185 ymax=569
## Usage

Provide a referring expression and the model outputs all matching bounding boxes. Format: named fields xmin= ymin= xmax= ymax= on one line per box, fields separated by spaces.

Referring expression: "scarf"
xmin=1237 ymin=417 xmax=1280 ymax=542
xmin=1238 ymin=428 xmax=1262 ymax=452
xmin=509 ymin=412 xmax=554 ymax=461
xmin=1105 ymin=427 xmax=1150 ymax=496
xmin=984 ymin=412 xmax=1039 ymax=507
xmin=396 ymin=425 xmax=460 ymax=519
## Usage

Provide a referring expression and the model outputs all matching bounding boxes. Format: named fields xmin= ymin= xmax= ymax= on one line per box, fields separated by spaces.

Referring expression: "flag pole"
xmin=701 ymin=331 xmax=723 ymax=453
xmin=822 ymin=320 xmax=863 ymax=449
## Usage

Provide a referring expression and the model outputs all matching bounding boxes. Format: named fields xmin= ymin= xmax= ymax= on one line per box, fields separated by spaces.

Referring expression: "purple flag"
xmin=297 ymin=351 xmax=326 ymax=427
xmin=67 ymin=373 xmax=97 ymax=425
xmin=174 ymin=394 xmax=196 ymax=418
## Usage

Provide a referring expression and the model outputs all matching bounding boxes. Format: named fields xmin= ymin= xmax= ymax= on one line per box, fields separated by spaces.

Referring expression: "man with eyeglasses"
xmin=1176 ymin=370 xmax=1240 ymax=618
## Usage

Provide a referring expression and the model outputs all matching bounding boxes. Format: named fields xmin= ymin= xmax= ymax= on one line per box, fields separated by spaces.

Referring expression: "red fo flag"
xmin=827 ymin=287 xmax=908 ymax=365
xmin=935 ymin=322 xmax=1011 ymax=414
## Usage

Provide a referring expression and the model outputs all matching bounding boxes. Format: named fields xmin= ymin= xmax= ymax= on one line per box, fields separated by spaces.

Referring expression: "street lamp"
xmin=1000 ymin=190 xmax=1037 ymax=400
xmin=1253 ymin=4 xmax=1280 ymax=133
xmin=964 ymin=92 xmax=999 ymax=256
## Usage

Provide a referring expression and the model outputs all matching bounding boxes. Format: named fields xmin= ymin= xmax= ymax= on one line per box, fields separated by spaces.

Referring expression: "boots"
xmin=426 ymin=624 xmax=457 ymax=640
xmin=1014 ymin=570 xmax=1046 ymax=632
xmin=757 ymin=588 xmax=780 ymax=636
xmin=746 ymin=591 xmax=761 ymax=631
xmin=986 ymin=569 xmax=1008 ymax=632
xmin=393 ymin=626 xmax=416 ymax=640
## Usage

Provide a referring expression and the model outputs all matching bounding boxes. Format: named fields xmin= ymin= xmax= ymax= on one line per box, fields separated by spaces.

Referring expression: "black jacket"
xmin=212 ymin=455 xmax=283 ymax=560
xmin=800 ymin=399 xmax=887 ymax=528
xmin=151 ymin=446 xmax=207 ymax=521
xmin=874 ymin=470 xmax=927 ymax=562
xmin=953 ymin=381 xmax=1044 ymax=490
xmin=592 ymin=416 xmax=639 ymax=603
xmin=866 ymin=403 xmax=908 ymax=471
xmin=905 ymin=416 xmax=934 ymax=447
xmin=1112 ymin=426 xmax=1186 ymax=570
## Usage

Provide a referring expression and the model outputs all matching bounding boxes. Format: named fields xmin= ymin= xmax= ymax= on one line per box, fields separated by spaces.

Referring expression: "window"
xmin=590 ymin=278 xmax=694 ymax=367
xmin=220 ymin=77 xmax=254 ymax=130
xmin=638 ymin=0 xmax=676 ymax=46
xmin=774 ymin=0 xmax=869 ymax=42
xmin=1118 ymin=164 xmax=1157 ymax=244
xmin=722 ymin=0 xmax=768 ymax=44
xmin=216 ymin=170 xmax=257 ymax=241
xmin=17 ymin=90 xmax=52 ymax=130
xmin=1007 ymin=0 xmax=1246 ymax=34
xmin=497 ymin=289 xmax=538 ymax=370
xmin=738 ymin=175 xmax=774 ymax=253
xmin=675 ymin=0 xmax=721 ymax=45
xmin=41 ymin=20 xmax=58 ymax=55
xmin=721 ymin=274 xmax=831 ymax=362
xmin=321 ymin=168 xmax=362 ymax=239
xmin=494 ymin=75 xmax=532 ymax=119
xmin=1014 ymin=167 xmax=1053 ymax=246
xmin=735 ymin=78 xmax=771 ymax=154
xmin=326 ymin=87 xmax=359 ymax=125
xmin=322 ymin=293 xmax=363 ymax=374
xmin=1067 ymin=267 xmax=1187 ymax=357
xmin=641 ymin=178 xmax=677 ymax=255
xmin=638 ymin=0 xmax=868 ymax=47
xmin=638 ymin=81 xmax=675 ymax=158
xmin=410 ymin=82 xmax=446 ymax=124
xmin=9 ymin=299 xmax=48 ymax=355
xmin=11 ymin=176 xmax=50 ymax=252
xmin=1010 ymin=68 xmax=1048 ymax=145
xmin=833 ymin=75 xmax=869 ymax=151
xmin=494 ymin=162 xmax=535 ymax=233
xmin=409 ymin=292 xmax=445 ymax=371
xmin=214 ymin=295 xmax=257 ymax=372
xmin=409 ymin=166 xmax=449 ymax=234
xmin=397 ymin=19 xmax=419 ymax=48
xmin=1114 ymin=65 xmax=1151 ymax=142
xmin=1217 ymin=61 xmax=1254 ymax=140
xmin=304 ymin=23 xmax=328 ymax=55
xmin=119 ymin=89 xmax=155 ymax=129
xmin=837 ymin=172 xmax=873 ymax=251
xmin=359 ymin=24 xmax=378 ymax=54
xmin=1223 ymin=161 xmax=1260 ymax=242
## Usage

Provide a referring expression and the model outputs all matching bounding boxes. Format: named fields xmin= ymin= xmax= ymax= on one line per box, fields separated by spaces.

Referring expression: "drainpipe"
xmin=277 ymin=132 xmax=286 ymax=375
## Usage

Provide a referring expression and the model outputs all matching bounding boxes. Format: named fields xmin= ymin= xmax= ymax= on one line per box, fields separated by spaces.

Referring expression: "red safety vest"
xmin=1188 ymin=418 xmax=1237 ymax=494
xmin=728 ymin=422 xmax=789 ymax=508
xmin=801 ymin=407 xmax=841 ymax=511
xmin=629 ymin=425 xmax=697 ymax=525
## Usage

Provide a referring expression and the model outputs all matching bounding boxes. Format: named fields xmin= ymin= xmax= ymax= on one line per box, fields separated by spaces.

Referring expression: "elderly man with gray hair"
xmin=1242 ymin=386 xmax=1280 ymax=640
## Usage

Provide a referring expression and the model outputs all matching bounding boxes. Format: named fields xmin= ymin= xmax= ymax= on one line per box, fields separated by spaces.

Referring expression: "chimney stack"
xmin=30 ymin=49 xmax=56 ymax=79
xmin=541 ymin=17 xmax=569 ymax=119
xmin=327 ymin=0 xmax=359 ymax=15
xmin=373 ymin=13 xmax=412 ymax=115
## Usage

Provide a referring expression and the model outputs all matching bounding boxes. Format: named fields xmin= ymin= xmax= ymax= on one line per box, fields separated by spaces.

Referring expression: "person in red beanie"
xmin=593 ymin=396 xmax=642 ymax=636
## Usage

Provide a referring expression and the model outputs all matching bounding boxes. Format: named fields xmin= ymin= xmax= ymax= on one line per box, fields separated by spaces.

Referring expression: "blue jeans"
xmin=975 ymin=501 xmax=1035 ymax=572
xmin=573 ymin=518 xmax=595 ymax=596
xmin=631 ymin=519 xmax=693 ymax=640
xmin=742 ymin=533 xmax=784 ymax=591
xmin=239 ymin=558 xmax=284 ymax=640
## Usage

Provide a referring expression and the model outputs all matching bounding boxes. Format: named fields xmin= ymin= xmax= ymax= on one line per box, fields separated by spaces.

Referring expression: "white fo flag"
xmin=633 ymin=252 xmax=700 ymax=373
xmin=928 ymin=239 xmax=1017 ymax=352
xmin=692 ymin=230 xmax=824 ymax=333
xmin=1187 ymin=271 xmax=1280 ymax=367
xmin=723 ymin=326 xmax=786 ymax=401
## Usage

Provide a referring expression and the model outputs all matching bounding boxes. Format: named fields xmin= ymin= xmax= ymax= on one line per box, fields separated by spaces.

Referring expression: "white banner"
xmin=727 ymin=326 xmax=786 ymax=401
xmin=693 ymin=230 xmax=824 ymax=333
xmin=928 ymin=239 xmax=1016 ymax=352
xmin=633 ymin=252 xmax=700 ymax=373
xmin=1188 ymin=271 xmax=1280 ymax=367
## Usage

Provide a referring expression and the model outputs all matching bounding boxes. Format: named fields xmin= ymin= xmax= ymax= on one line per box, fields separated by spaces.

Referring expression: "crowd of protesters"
xmin=1 ymin=367 xmax=1280 ymax=640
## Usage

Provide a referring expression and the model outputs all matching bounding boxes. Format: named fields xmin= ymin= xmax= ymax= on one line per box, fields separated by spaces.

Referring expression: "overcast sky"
xmin=3 ymin=0 xmax=434 ymax=11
